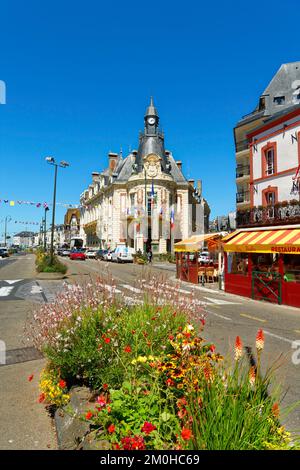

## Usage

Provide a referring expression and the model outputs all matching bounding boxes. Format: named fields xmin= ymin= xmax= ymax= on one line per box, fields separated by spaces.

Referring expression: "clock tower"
xmin=144 ymin=96 xmax=159 ymax=135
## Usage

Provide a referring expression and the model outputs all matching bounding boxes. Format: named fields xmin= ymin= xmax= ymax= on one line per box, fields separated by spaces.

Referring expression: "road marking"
xmin=240 ymin=313 xmax=266 ymax=323
xmin=206 ymin=309 xmax=232 ymax=321
xmin=264 ymin=330 xmax=295 ymax=345
xmin=121 ymin=285 xmax=143 ymax=294
xmin=4 ymin=280 xmax=22 ymax=285
xmin=104 ymin=285 xmax=122 ymax=294
xmin=203 ymin=297 xmax=240 ymax=305
xmin=0 ymin=287 xmax=14 ymax=297
xmin=30 ymin=286 xmax=43 ymax=294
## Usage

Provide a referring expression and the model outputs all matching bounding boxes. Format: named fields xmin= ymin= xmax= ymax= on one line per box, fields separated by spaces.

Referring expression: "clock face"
xmin=148 ymin=117 xmax=156 ymax=125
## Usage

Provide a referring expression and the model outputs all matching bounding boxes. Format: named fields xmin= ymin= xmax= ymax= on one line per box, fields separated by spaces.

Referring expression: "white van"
xmin=111 ymin=246 xmax=135 ymax=263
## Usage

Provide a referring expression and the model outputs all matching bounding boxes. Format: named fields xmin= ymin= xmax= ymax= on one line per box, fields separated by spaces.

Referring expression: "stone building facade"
xmin=80 ymin=99 xmax=207 ymax=253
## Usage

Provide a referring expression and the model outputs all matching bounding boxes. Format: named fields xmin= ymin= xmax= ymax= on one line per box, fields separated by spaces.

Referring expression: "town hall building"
xmin=80 ymin=99 xmax=208 ymax=253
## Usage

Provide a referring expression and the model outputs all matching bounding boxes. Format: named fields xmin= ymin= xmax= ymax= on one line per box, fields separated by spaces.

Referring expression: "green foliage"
xmin=185 ymin=361 xmax=300 ymax=450
xmin=36 ymin=252 xmax=67 ymax=274
xmin=43 ymin=304 xmax=187 ymax=390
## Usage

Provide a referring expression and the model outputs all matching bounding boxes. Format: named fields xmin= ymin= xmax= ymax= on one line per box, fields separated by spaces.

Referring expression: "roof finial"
xmin=150 ymin=96 xmax=154 ymax=106
xmin=145 ymin=96 xmax=158 ymax=118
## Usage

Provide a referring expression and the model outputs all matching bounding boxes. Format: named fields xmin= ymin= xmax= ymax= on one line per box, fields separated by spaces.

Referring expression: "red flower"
xmin=103 ymin=383 xmax=108 ymax=390
xmin=143 ymin=332 xmax=148 ymax=338
xmin=107 ymin=406 xmax=111 ymax=413
xmin=141 ymin=422 xmax=157 ymax=434
xmin=58 ymin=379 xmax=66 ymax=389
xmin=151 ymin=316 xmax=157 ymax=321
xmin=166 ymin=378 xmax=175 ymax=387
xmin=181 ymin=428 xmax=193 ymax=441
xmin=113 ymin=443 xmax=120 ymax=450
xmin=121 ymin=436 xmax=146 ymax=450
xmin=104 ymin=337 xmax=111 ymax=344
xmin=28 ymin=374 xmax=34 ymax=382
xmin=108 ymin=424 xmax=115 ymax=434
xmin=124 ymin=345 xmax=132 ymax=353
xmin=200 ymin=318 xmax=206 ymax=326
xmin=256 ymin=329 xmax=265 ymax=351
xmin=168 ymin=335 xmax=174 ymax=340
xmin=146 ymin=341 xmax=151 ymax=347
xmin=38 ymin=393 xmax=45 ymax=403
xmin=183 ymin=332 xmax=191 ymax=338
xmin=85 ymin=411 xmax=93 ymax=420
xmin=209 ymin=344 xmax=216 ymax=353
xmin=131 ymin=330 xmax=136 ymax=335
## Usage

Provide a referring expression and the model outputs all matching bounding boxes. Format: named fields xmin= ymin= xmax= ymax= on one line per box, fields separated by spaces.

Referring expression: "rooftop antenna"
xmin=120 ymin=146 xmax=123 ymax=159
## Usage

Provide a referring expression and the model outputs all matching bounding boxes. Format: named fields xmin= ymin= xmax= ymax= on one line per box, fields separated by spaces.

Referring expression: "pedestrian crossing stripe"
xmin=4 ymin=280 xmax=22 ymax=285
xmin=203 ymin=297 xmax=240 ymax=306
xmin=0 ymin=287 xmax=14 ymax=297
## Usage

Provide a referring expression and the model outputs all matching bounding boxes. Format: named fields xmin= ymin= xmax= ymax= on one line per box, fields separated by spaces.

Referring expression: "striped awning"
xmin=223 ymin=229 xmax=300 ymax=254
xmin=174 ymin=233 xmax=224 ymax=252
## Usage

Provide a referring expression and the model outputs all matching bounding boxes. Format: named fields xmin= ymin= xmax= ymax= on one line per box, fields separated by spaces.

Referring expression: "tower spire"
xmin=145 ymin=96 xmax=158 ymax=118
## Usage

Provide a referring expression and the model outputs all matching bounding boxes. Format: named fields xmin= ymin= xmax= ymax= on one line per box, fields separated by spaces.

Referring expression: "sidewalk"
xmin=0 ymin=255 xmax=57 ymax=450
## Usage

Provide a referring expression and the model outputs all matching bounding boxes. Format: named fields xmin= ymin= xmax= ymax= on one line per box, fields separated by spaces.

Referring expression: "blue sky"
xmin=1 ymin=0 xmax=300 ymax=240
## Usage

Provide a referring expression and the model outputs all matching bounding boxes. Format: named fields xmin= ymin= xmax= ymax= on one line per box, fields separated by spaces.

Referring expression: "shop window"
xmin=252 ymin=253 xmax=278 ymax=273
xmin=228 ymin=253 xmax=248 ymax=275
xmin=283 ymin=254 xmax=300 ymax=282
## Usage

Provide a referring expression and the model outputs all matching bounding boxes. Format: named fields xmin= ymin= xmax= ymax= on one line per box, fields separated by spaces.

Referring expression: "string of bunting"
xmin=13 ymin=221 xmax=40 ymax=226
xmin=0 ymin=199 xmax=79 ymax=208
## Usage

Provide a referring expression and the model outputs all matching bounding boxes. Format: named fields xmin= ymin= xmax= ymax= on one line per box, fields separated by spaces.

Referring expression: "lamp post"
xmin=45 ymin=157 xmax=70 ymax=264
xmin=4 ymin=216 xmax=12 ymax=247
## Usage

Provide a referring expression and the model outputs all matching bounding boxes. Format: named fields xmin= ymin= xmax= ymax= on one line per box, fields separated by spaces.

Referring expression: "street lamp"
xmin=45 ymin=156 xmax=70 ymax=264
xmin=4 ymin=216 xmax=12 ymax=247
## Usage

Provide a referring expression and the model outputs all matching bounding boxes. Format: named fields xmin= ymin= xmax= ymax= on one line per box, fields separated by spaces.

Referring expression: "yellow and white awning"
xmin=223 ymin=229 xmax=300 ymax=254
xmin=174 ymin=233 xmax=224 ymax=252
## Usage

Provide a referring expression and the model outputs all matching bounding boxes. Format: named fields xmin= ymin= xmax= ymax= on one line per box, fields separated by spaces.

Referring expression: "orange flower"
xmin=181 ymin=428 xmax=193 ymax=441
xmin=85 ymin=411 xmax=93 ymax=420
xmin=103 ymin=383 xmax=108 ymax=390
xmin=249 ymin=366 xmax=256 ymax=388
xmin=28 ymin=374 xmax=34 ymax=382
xmin=124 ymin=345 xmax=132 ymax=353
xmin=234 ymin=336 xmax=243 ymax=361
xmin=256 ymin=329 xmax=265 ymax=351
xmin=272 ymin=402 xmax=280 ymax=418
xmin=108 ymin=424 xmax=115 ymax=434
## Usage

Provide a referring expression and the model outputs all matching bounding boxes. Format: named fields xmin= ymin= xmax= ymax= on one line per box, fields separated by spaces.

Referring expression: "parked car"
xmin=95 ymin=249 xmax=108 ymax=260
xmin=103 ymin=250 xmax=114 ymax=261
xmin=0 ymin=248 xmax=9 ymax=258
xmin=111 ymin=246 xmax=135 ymax=263
xmin=69 ymin=250 xmax=86 ymax=261
xmin=198 ymin=250 xmax=213 ymax=264
xmin=61 ymin=249 xmax=71 ymax=257
xmin=85 ymin=249 xmax=97 ymax=259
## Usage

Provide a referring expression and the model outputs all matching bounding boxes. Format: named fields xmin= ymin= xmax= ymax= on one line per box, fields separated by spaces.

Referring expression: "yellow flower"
xmin=137 ymin=356 xmax=147 ymax=363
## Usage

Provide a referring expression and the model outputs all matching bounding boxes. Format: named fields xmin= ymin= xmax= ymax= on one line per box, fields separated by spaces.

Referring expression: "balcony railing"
xmin=235 ymin=139 xmax=250 ymax=153
xmin=236 ymin=201 xmax=300 ymax=227
xmin=236 ymin=165 xmax=250 ymax=178
xmin=236 ymin=191 xmax=250 ymax=204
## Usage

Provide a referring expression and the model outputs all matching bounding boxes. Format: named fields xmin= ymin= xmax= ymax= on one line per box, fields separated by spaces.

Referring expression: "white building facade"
xmin=80 ymin=99 xmax=206 ymax=253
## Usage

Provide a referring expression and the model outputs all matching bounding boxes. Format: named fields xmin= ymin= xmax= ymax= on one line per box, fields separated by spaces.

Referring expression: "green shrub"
xmin=36 ymin=253 xmax=67 ymax=274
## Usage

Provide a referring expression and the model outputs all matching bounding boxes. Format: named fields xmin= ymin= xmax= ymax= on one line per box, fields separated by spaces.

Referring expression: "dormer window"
xmin=273 ymin=96 xmax=285 ymax=105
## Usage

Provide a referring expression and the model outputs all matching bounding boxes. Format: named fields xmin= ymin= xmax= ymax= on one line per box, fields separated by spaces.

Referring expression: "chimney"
xmin=108 ymin=152 xmax=118 ymax=172
xmin=176 ymin=160 xmax=182 ymax=171
xmin=92 ymin=172 xmax=100 ymax=182
xmin=197 ymin=180 xmax=202 ymax=197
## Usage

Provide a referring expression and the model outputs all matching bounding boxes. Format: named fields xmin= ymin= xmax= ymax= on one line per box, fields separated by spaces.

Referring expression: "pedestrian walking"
xmin=147 ymin=248 xmax=153 ymax=264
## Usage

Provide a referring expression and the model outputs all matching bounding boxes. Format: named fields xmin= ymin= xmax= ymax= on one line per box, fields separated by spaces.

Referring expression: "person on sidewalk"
xmin=147 ymin=249 xmax=153 ymax=264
